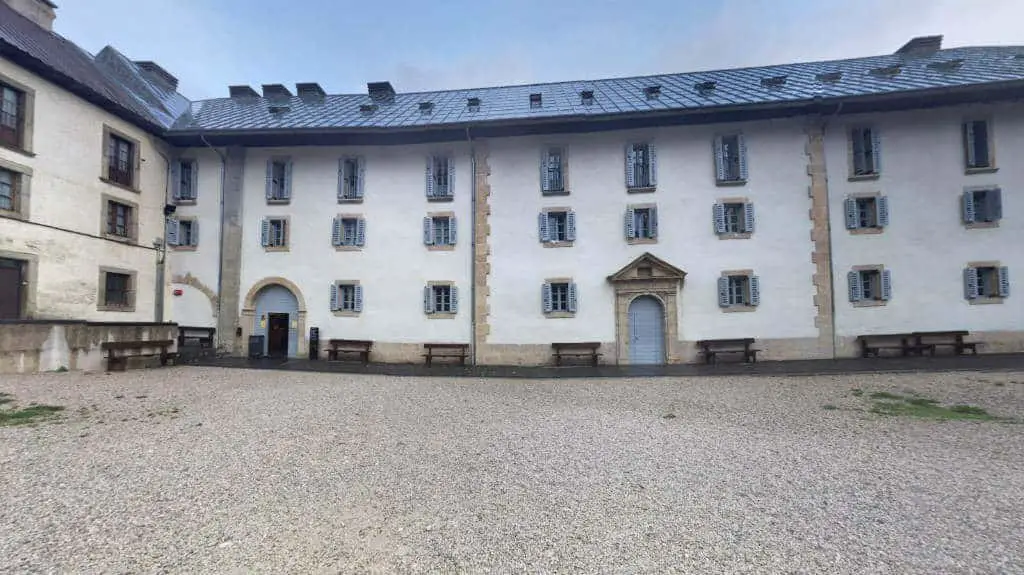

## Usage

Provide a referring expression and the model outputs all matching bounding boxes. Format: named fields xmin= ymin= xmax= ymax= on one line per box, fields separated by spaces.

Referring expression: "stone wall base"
xmin=0 ymin=321 xmax=178 ymax=374
xmin=836 ymin=330 xmax=1024 ymax=358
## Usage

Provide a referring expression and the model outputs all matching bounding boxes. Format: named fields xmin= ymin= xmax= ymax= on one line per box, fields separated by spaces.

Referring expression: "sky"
xmin=54 ymin=0 xmax=1024 ymax=102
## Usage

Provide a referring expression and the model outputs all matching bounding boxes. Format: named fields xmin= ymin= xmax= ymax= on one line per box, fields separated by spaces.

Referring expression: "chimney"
xmin=1 ymin=0 xmax=57 ymax=31
xmin=296 ymin=82 xmax=325 ymax=102
xmin=367 ymin=81 xmax=396 ymax=103
xmin=134 ymin=61 xmax=179 ymax=91
xmin=896 ymin=35 xmax=943 ymax=56
xmin=261 ymin=84 xmax=293 ymax=101
xmin=229 ymin=85 xmax=260 ymax=100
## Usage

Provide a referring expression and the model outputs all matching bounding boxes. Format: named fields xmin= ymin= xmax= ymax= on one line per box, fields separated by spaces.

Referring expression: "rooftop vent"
xmin=927 ymin=59 xmax=964 ymax=72
xmin=644 ymin=85 xmax=661 ymax=99
xmin=359 ymin=103 xmax=378 ymax=114
xmin=467 ymin=97 xmax=481 ymax=112
xmin=760 ymin=75 xmax=787 ymax=88
xmin=695 ymin=80 xmax=717 ymax=95
xmin=134 ymin=61 xmax=179 ymax=91
xmin=1014 ymin=54 xmax=1024 ymax=60
xmin=229 ymin=85 xmax=260 ymax=100
xmin=815 ymin=71 xmax=843 ymax=83
xmin=419 ymin=101 xmax=434 ymax=115
xmin=869 ymin=65 xmax=902 ymax=77
xmin=580 ymin=90 xmax=594 ymax=105
xmin=262 ymin=84 xmax=293 ymax=100
xmin=368 ymin=81 xmax=396 ymax=103
xmin=296 ymin=82 xmax=326 ymax=102
xmin=895 ymin=35 xmax=943 ymax=56
xmin=529 ymin=93 xmax=542 ymax=108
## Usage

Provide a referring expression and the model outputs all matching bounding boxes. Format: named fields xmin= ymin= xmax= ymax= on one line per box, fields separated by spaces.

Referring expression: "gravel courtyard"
xmin=1 ymin=367 xmax=1022 ymax=574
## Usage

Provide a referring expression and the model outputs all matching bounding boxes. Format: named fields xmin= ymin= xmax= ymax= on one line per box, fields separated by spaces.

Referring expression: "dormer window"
xmin=815 ymin=71 xmax=843 ymax=83
xmin=419 ymin=102 xmax=434 ymax=115
xmin=760 ymin=75 xmax=787 ymax=88
xmin=927 ymin=59 xmax=964 ymax=72
xmin=580 ymin=90 xmax=594 ymax=105
xmin=695 ymin=81 xmax=716 ymax=95
xmin=643 ymin=85 xmax=661 ymax=100
xmin=529 ymin=93 xmax=542 ymax=109
xmin=467 ymin=97 xmax=480 ymax=112
xmin=359 ymin=103 xmax=377 ymax=114
xmin=869 ymin=65 xmax=901 ymax=77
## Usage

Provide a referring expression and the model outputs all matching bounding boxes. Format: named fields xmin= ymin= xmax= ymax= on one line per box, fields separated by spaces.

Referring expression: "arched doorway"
xmin=628 ymin=295 xmax=665 ymax=365
xmin=252 ymin=284 xmax=299 ymax=358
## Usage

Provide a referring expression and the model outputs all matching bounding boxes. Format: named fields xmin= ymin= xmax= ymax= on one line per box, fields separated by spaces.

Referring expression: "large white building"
xmin=2 ymin=0 xmax=1023 ymax=366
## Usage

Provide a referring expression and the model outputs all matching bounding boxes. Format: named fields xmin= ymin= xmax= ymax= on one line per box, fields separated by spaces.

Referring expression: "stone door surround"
xmin=607 ymin=252 xmax=686 ymax=365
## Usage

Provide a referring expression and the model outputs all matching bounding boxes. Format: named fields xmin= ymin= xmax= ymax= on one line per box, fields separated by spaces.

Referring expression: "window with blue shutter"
xmin=333 ymin=283 xmax=362 ymax=313
xmin=330 ymin=283 xmax=339 ymax=311
xmin=426 ymin=155 xmax=454 ymax=199
xmin=849 ymin=267 xmax=889 ymax=304
xmin=540 ymin=210 xmax=573 ymax=243
xmin=338 ymin=157 xmax=364 ymax=201
xmin=266 ymin=159 xmax=291 ymax=202
xmin=426 ymin=216 xmax=455 ymax=246
xmin=624 ymin=207 xmax=635 ymax=239
xmin=717 ymin=277 xmax=730 ymax=307
xmin=262 ymin=217 xmax=287 ymax=248
xmin=171 ymin=219 xmax=198 ymax=248
xmin=542 ymin=283 xmax=553 ymax=313
xmin=963 ymin=120 xmax=993 ymax=170
xmin=714 ymin=134 xmax=747 ymax=184
xmin=962 ymin=188 xmax=1002 ymax=225
xmin=714 ymin=202 xmax=753 ymax=235
xmin=543 ymin=282 xmax=575 ymax=313
xmin=426 ymin=284 xmax=456 ymax=313
xmin=850 ymin=127 xmax=880 ymax=176
xmin=626 ymin=206 xmax=657 ymax=240
xmin=968 ymin=265 xmax=1010 ymax=299
xmin=718 ymin=273 xmax=758 ymax=308
xmin=846 ymin=196 xmax=888 ymax=230
xmin=847 ymin=271 xmax=862 ymax=302
xmin=963 ymin=267 xmax=979 ymax=300
xmin=541 ymin=147 xmax=566 ymax=194
xmin=172 ymin=160 xmax=198 ymax=203
xmin=625 ymin=143 xmax=656 ymax=189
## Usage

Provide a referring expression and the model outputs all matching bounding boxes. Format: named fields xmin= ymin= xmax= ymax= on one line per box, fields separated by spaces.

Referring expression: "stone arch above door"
xmin=240 ymin=277 xmax=308 ymax=357
xmin=607 ymin=253 xmax=686 ymax=365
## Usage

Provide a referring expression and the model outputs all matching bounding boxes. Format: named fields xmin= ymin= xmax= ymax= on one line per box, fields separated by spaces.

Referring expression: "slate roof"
xmin=172 ymin=45 xmax=1024 ymax=133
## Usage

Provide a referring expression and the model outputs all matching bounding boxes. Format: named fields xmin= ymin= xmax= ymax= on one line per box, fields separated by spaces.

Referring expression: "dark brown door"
xmin=0 ymin=258 xmax=22 ymax=320
xmin=266 ymin=313 xmax=289 ymax=358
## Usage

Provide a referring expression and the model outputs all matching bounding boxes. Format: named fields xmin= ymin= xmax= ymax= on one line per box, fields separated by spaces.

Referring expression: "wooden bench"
xmin=326 ymin=339 xmax=373 ymax=364
xmin=423 ymin=343 xmax=469 ymax=366
xmin=101 ymin=340 xmax=176 ymax=372
xmin=552 ymin=342 xmax=602 ymax=366
xmin=912 ymin=331 xmax=979 ymax=356
xmin=856 ymin=334 xmax=930 ymax=358
xmin=697 ymin=338 xmax=758 ymax=364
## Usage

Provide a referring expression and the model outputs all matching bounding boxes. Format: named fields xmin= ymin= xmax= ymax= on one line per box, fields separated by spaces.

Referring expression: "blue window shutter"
xmin=870 ymin=130 xmax=882 ymax=174
xmin=190 ymin=220 xmax=199 ymax=246
xmin=260 ymin=218 xmax=269 ymax=246
xmin=877 ymin=196 xmax=890 ymax=227
xmin=963 ymin=122 xmax=976 ymax=168
xmin=961 ymin=191 xmax=976 ymax=223
xmin=336 ymin=158 xmax=346 ymax=200
xmin=648 ymin=143 xmax=658 ymax=187
xmin=964 ymin=267 xmax=979 ymax=299
xmin=713 ymin=137 xmax=726 ymax=182
xmin=568 ymin=283 xmax=578 ymax=313
xmin=749 ymin=276 xmax=760 ymax=306
xmin=998 ymin=267 xmax=1010 ymax=297
xmin=625 ymin=145 xmax=636 ymax=188
xmin=542 ymin=282 xmax=553 ymax=313
xmin=282 ymin=160 xmax=293 ymax=199
xmin=538 ymin=212 xmax=550 ymax=242
xmin=717 ymin=277 xmax=730 ymax=307
xmin=354 ymin=285 xmax=364 ymax=312
xmin=991 ymin=189 xmax=1003 ymax=221
xmin=743 ymin=203 xmax=755 ymax=233
xmin=737 ymin=134 xmax=748 ymax=181
xmin=713 ymin=203 xmax=726 ymax=234
xmin=165 ymin=218 xmax=179 ymax=246
xmin=356 ymin=218 xmax=366 ymax=246
xmin=566 ymin=211 xmax=577 ymax=241
xmin=450 ymin=286 xmax=459 ymax=313
xmin=189 ymin=161 xmax=199 ymax=199
xmin=331 ymin=216 xmax=341 ymax=246
xmin=423 ymin=286 xmax=434 ymax=313
xmin=447 ymin=157 xmax=456 ymax=197
xmin=649 ymin=207 xmax=659 ymax=238
xmin=264 ymin=160 xmax=274 ymax=200
xmin=423 ymin=217 xmax=433 ymax=245
xmin=329 ymin=283 xmax=338 ymax=311
xmin=848 ymin=271 xmax=862 ymax=302
xmin=170 ymin=161 xmax=181 ymax=201
xmin=540 ymin=150 xmax=551 ymax=192
xmin=881 ymin=269 xmax=892 ymax=301
xmin=624 ymin=208 xmax=635 ymax=239
xmin=448 ymin=216 xmax=457 ymax=245
xmin=356 ymin=157 xmax=366 ymax=198
xmin=845 ymin=198 xmax=859 ymax=229
xmin=424 ymin=157 xmax=435 ymax=198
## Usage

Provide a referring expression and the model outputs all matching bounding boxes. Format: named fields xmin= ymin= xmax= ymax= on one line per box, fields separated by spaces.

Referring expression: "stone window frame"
xmin=715 ymin=196 xmax=753 ymax=240
xmin=263 ymin=215 xmax=291 ymax=252
xmin=100 ymin=125 xmax=142 ymax=193
xmin=962 ymin=184 xmax=1002 ymax=230
xmin=0 ymin=156 xmax=32 ymax=220
xmin=331 ymin=279 xmax=362 ymax=317
xmin=626 ymin=202 xmax=658 ymax=245
xmin=543 ymin=276 xmax=576 ymax=319
xmin=426 ymin=210 xmax=456 ymax=251
xmin=171 ymin=216 xmax=199 ymax=251
xmin=99 ymin=193 xmax=139 ymax=244
xmin=540 ymin=144 xmax=570 ymax=196
xmin=962 ymin=116 xmax=998 ymax=175
xmin=97 ymin=266 xmax=138 ymax=313
xmin=966 ymin=260 xmax=1006 ymax=306
xmin=847 ymin=190 xmax=886 ymax=235
xmin=0 ymin=73 xmax=36 ymax=156
xmin=425 ymin=280 xmax=457 ymax=319
xmin=720 ymin=269 xmax=757 ymax=313
xmin=173 ymin=157 xmax=199 ymax=205
xmin=850 ymin=264 xmax=889 ymax=308
xmin=334 ymin=213 xmax=365 ymax=252
xmin=540 ymin=206 xmax=574 ymax=248
xmin=847 ymin=124 xmax=880 ymax=181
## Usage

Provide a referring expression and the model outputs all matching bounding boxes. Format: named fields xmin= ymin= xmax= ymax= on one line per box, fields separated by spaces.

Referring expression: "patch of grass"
xmin=0 ymin=403 xmax=66 ymax=427
xmin=0 ymin=393 xmax=13 ymax=406
xmin=870 ymin=399 xmax=996 ymax=421
xmin=822 ymin=404 xmax=839 ymax=410
xmin=994 ymin=382 xmax=1006 ymax=387
xmin=869 ymin=391 xmax=906 ymax=400
xmin=850 ymin=389 xmax=864 ymax=397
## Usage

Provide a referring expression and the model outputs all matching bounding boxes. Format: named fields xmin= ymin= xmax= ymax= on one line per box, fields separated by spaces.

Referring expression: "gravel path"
xmin=1 ymin=367 xmax=1022 ymax=573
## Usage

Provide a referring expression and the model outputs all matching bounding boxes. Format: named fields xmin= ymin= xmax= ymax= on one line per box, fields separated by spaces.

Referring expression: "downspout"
xmin=466 ymin=127 xmax=477 ymax=365
xmin=200 ymin=134 xmax=227 ymax=331
xmin=154 ymin=148 xmax=171 ymax=323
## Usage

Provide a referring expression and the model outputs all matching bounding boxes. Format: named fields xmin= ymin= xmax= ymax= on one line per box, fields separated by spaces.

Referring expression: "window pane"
xmin=722 ymin=135 xmax=740 ymax=180
xmin=972 ymin=121 xmax=990 ymax=167
xmin=547 ymin=149 xmax=563 ymax=191
xmin=724 ymin=204 xmax=742 ymax=233
xmin=433 ymin=217 xmax=449 ymax=245
xmin=0 ymin=169 xmax=12 ymax=211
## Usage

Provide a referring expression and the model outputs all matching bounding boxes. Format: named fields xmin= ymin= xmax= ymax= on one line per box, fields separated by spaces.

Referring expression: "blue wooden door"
xmin=253 ymin=285 xmax=299 ymax=357
xmin=629 ymin=296 xmax=665 ymax=365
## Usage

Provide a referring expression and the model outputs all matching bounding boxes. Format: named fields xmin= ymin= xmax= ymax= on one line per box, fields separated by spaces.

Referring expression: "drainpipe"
xmin=466 ymin=127 xmax=477 ymax=365
xmin=154 ymin=148 xmax=171 ymax=323
xmin=200 ymin=135 xmax=227 ymax=333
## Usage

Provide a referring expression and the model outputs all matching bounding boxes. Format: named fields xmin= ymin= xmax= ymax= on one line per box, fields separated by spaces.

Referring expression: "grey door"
xmin=0 ymin=258 xmax=22 ymax=319
xmin=253 ymin=285 xmax=300 ymax=357
xmin=629 ymin=295 xmax=665 ymax=365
